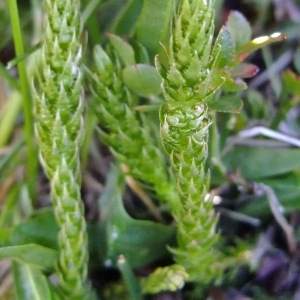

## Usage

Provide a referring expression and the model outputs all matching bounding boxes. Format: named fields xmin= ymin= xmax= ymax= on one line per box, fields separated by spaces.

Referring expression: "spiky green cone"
xmin=33 ymin=0 xmax=93 ymax=298
xmin=156 ymin=0 xmax=224 ymax=282
xmin=88 ymin=45 xmax=177 ymax=206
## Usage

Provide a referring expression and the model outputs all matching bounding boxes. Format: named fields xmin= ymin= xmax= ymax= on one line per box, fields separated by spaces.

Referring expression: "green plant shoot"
xmin=154 ymin=0 xmax=226 ymax=284
xmin=32 ymin=0 xmax=93 ymax=298
xmin=88 ymin=43 xmax=177 ymax=207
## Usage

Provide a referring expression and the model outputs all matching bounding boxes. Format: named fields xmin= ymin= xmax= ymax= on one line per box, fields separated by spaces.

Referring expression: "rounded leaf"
xmin=122 ymin=64 xmax=162 ymax=97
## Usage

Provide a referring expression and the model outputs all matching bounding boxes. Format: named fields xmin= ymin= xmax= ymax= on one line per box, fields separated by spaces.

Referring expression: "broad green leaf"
xmin=12 ymin=262 xmax=52 ymax=300
xmin=226 ymin=11 xmax=252 ymax=51
xmin=136 ymin=0 xmax=175 ymax=56
xmin=122 ymin=64 xmax=162 ymax=97
xmin=223 ymin=146 xmax=300 ymax=179
xmin=239 ymin=32 xmax=288 ymax=59
xmin=10 ymin=209 xmax=59 ymax=249
xmin=108 ymin=34 xmax=135 ymax=66
xmin=98 ymin=166 xmax=175 ymax=268
xmin=207 ymin=95 xmax=243 ymax=113
xmin=212 ymin=26 xmax=235 ymax=68
xmin=111 ymin=0 xmax=144 ymax=36
xmin=0 ymin=244 xmax=57 ymax=271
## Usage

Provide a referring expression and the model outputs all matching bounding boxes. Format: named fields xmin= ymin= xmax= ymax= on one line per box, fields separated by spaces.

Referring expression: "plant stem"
xmin=7 ymin=0 xmax=37 ymax=199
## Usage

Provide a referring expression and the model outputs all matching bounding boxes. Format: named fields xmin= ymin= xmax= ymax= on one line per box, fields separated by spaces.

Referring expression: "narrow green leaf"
xmin=0 ymin=184 xmax=22 ymax=229
xmin=130 ymin=39 xmax=150 ymax=64
xmin=12 ymin=262 xmax=52 ymax=300
xmin=0 ymin=92 xmax=23 ymax=146
xmin=223 ymin=146 xmax=300 ymax=179
xmin=111 ymin=0 xmax=144 ymax=36
xmin=6 ymin=43 xmax=41 ymax=70
xmin=0 ymin=244 xmax=57 ymax=271
xmin=239 ymin=32 xmax=288 ymax=59
xmin=0 ymin=138 xmax=24 ymax=172
xmin=122 ymin=64 xmax=162 ymax=97
xmin=107 ymin=34 xmax=136 ymax=66
xmin=0 ymin=61 xmax=20 ymax=90
xmin=226 ymin=11 xmax=252 ymax=51
xmin=117 ymin=255 xmax=143 ymax=300
xmin=207 ymin=95 xmax=243 ymax=113
xmin=136 ymin=0 xmax=175 ymax=56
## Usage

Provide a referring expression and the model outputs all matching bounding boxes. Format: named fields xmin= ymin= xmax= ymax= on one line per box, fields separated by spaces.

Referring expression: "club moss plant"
xmin=146 ymin=0 xmax=225 ymax=287
xmin=32 ymin=0 xmax=94 ymax=298
xmin=87 ymin=44 xmax=177 ymax=207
